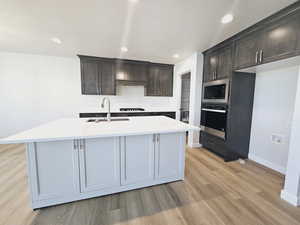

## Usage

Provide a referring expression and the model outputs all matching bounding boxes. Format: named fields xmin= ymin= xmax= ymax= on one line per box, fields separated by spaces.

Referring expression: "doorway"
xmin=180 ymin=72 xmax=191 ymax=124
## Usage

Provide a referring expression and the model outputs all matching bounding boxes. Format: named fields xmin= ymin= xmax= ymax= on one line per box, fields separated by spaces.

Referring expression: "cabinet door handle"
xmin=96 ymin=84 xmax=100 ymax=95
xmin=79 ymin=140 xmax=84 ymax=151
xmin=153 ymin=135 xmax=156 ymax=143
xmin=156 ymin=135 xmax=159 ymax=143
xmin=255 ymin=51 xmax=259 ymax=64
xmin=73 ymin=140 xmax=77 ymax=150
xmin=259 ymin=50 xmax=263 ymax=63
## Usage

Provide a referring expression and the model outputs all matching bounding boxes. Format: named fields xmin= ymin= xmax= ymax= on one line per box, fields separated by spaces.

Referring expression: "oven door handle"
xmin=201 ymin=108 xmax=227 ymax=113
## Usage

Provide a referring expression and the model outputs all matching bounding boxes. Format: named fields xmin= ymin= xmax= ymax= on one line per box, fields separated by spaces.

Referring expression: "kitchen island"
xmin=0 ymin=116 xmax=199 ymax=209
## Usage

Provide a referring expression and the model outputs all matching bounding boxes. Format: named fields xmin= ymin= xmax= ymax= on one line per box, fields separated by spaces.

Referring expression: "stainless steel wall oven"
xmin=201 ymin=105 xmax=227 ymax=139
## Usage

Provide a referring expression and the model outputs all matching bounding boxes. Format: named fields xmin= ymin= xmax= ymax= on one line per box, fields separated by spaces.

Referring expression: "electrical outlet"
xmin=271 ymin=134 xmax=284 ymax=144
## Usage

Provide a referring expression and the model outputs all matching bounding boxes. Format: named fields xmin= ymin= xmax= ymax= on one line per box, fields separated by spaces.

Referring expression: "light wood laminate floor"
xmin=1 ymin=144 xmax=300 ymax=225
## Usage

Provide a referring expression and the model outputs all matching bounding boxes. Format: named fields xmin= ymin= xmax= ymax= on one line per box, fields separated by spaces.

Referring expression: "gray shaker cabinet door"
xmin=155 ymin=133 xmax=185 ymax=179
xmin=121 ymin=135 xmax=155 ymax=185
xmin=27 ymin=140 xmax=80 ymax=201
xmin=79 ymin=137 xmax=121 ymax=193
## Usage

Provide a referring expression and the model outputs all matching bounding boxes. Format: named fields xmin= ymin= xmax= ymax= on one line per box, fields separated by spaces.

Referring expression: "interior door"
xmin=180 ymin=73 xmax=191 ymax=123
xmin=79 ymin=138 xmax=120 ymax=193
xmin=155 ymin=133 xmax=185 ymax=179
xmin=121 ymin=135 xmax=155 ymax=185
xmin=262 ymin=11 xmax=300 ymax=64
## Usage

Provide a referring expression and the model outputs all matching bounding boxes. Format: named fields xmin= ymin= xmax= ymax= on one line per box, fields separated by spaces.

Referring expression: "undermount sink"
xmin=86 ymin=118 xmax=130 ymax=123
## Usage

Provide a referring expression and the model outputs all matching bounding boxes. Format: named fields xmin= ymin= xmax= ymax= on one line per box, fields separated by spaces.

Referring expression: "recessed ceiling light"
xmin=121 ymin=47 xmax=128 ymax=52
xmin=221 ymin=14 xmax=234 ymax=24
xmin=173 ymin=54 xmax=179 ymax=58
xmin=51 ymin=37 xmax=62 ymax=44
xmin=128 ymin=0 xmax=139 ymax=3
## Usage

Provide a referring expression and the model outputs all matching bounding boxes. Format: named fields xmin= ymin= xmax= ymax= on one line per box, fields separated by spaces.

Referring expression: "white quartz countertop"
xmin=80 ymin=109 xmax=177 ymax=113
xmin=0 ymin=116 xmax=200 ymax=144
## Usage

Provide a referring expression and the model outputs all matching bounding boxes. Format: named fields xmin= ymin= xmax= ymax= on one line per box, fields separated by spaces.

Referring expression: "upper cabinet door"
xmin=202 ymin=53 xmax=211 ymax=83
xmin=234 ymin=31 xmax=263 ymax=70
xmin=203 ymin=51 xmax=218 ymax=82
xmin=80 ymin=57 xmax=116 ymax=95
xmin=81 ymin=60 xmax=100 ymax=95
xmin=261 ymin=11 xmax=300 ymax=64
xmin=209 ymin=52 xmax=218 ymax=80
xmin=146 ymin=64 xmax=174 ymax=96
xmin=159 ymin=65 xmax=174 ymax=96
xmin=217 ymin=45 xmax=233 ymax=79
xmin=100 ymin=60 xmax=116 ymax=95
xmin=146 ymin=65 xmax=160 ymax=96
xmin=203 ymin=45 xmax=233 ymax=82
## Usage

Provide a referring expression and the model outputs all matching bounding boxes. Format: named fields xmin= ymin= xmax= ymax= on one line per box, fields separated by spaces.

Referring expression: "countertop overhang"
xmin=0 ymin=116 xmax=200 ymax=144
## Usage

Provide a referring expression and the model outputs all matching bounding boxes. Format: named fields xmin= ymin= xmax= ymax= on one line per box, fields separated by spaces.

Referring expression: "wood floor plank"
xmin=1 ymin=144 xmax=300 ymax=225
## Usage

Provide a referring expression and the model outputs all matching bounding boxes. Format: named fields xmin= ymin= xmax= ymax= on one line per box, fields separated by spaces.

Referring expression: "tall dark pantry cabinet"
xmin=200 ymin=1 xmax=300 ymax=161
xmin=201 ymin=43 xmax=256 ymax=161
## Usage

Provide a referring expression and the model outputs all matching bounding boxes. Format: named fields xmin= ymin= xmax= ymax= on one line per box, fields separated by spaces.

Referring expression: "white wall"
xmin=174 ymin=53 xmax=203 ymax=148
xmin=281 ymin=66 xmax=300 ymax=206
xmin=0 ymin=52 xmax=177 ymax=138
xmin=249 ymin=66 xmax=299 ymax=174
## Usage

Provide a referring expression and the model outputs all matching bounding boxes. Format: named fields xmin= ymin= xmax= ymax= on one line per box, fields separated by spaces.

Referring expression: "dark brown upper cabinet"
xmin=79 ymin=56 xmax=116 ymax=95
xmin=100 ymin=60 xmax=116 ymax=95
xmin=115 ymin=60 xmax=148 ymax=84
xmin=146 ymin=63 xmax=174 ymax=97
xmin=79 ymin=55 xmax=174 ymax=97
xmin=203 ymin=44 xmax=233 ymax=82
xmin=233 ymin=2 xmax=300 ymax=70
xmin=234 ymin=31 xmax=264 ymax=70
xmin=261 ymin=10 xmax=300 ymax=64
xmin=203 ymin=51 xmax=218 ymax=82
xmin=217 ymin=45 xmax=233 ymax=79
xmin=80 ymin=60 xmax=100 ymax=95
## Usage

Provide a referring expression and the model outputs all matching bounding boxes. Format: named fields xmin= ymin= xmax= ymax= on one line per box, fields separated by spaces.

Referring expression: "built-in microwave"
xmin=202 ymin=79 xmax=229 ymax=104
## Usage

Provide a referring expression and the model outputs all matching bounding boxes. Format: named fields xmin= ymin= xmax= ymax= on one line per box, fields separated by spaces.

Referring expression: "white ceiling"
xmin=0 ymin=0 xmax=297 ymax=64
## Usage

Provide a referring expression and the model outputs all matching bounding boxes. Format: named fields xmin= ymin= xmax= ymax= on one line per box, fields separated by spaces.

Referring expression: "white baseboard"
xmin=188 ymin=143 xmax=202 ymax=148
xmin=281 ymin=190 xmax=300 ymax=206
xmin=248 ymin=153 xmax=286 ymax=174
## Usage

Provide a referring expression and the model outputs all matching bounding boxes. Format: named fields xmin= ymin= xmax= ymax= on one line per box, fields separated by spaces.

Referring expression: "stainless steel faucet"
xmin=101 ymin=97 xmax=111 ymax=121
